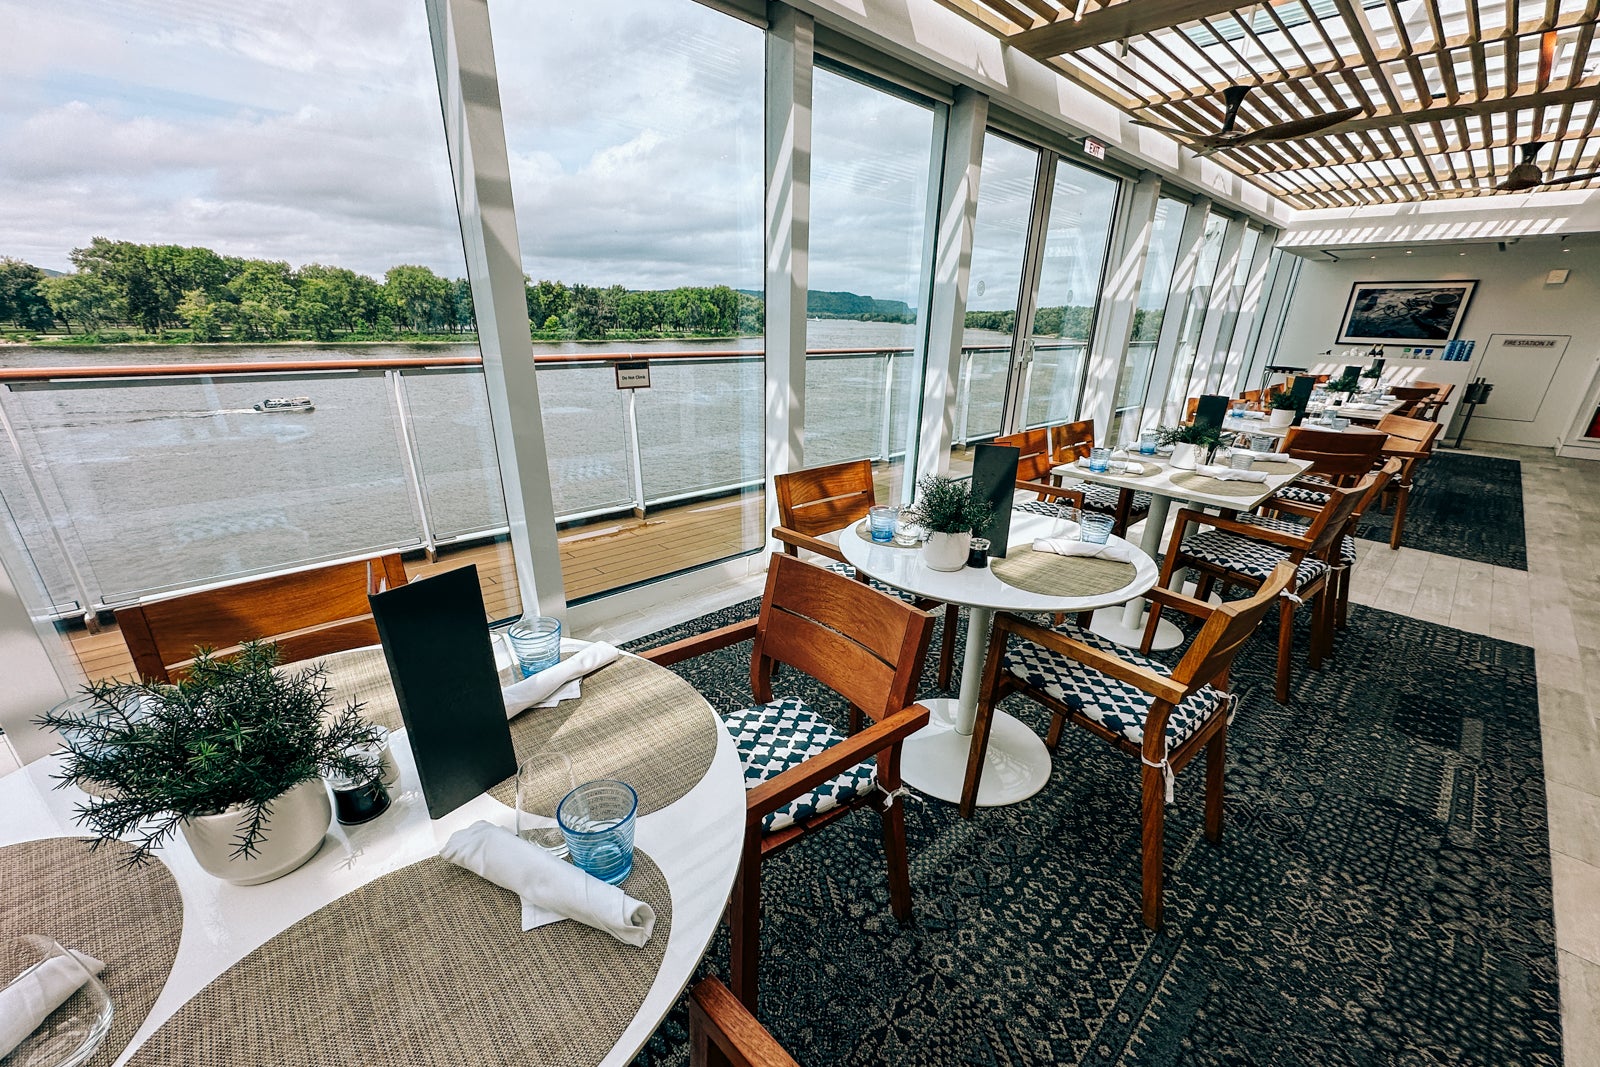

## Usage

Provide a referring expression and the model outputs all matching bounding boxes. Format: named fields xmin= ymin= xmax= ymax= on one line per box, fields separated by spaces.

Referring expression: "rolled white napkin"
xmin=1230 ymin=447 xmax=1280 ymax=461
xmin=442 ymin=821 xmax=655 ymax=946
xmin=1195 ymin=464 xmax=1268 ymax=483
xmin=1032 ymin=538 xmax=1134 ymax=563
xmin=0 ymin=949 xmax=106 ymax=1059
xmin=502 ymin=641 xmax=621 ymax=718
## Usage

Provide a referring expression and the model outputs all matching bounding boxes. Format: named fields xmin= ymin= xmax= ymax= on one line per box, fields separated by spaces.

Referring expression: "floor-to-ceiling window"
xmin=1206 ymin=225 xmax=1262 ymax=394
xmin=492 ymin=0 xmax=764 ymax=601
xmin=0 ymin=0 xmax=516 ymax=630
xmin=1160 ymin=213 xmax=1227 ymax=423
xmin=805 ymin=66 xmax=939 ymax=503
xmin=958 ymin=131 xmax=1039 ymax=447
xmin=1109 ymin=196 xmax=1189 ymax=443
xmin=1023 ymin=159 xmax=1119 ymax=428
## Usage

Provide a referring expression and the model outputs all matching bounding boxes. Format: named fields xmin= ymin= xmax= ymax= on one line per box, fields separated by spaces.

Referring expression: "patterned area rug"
xmin=625 ymin=598 xmax=1560 ymax=1066
xmin=1354 ymin=451 xmax=1526 ymax=570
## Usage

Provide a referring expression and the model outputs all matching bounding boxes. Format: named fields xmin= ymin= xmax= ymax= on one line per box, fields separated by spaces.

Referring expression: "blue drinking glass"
xmin=557 ymin=779 xmax=638 ymax=885
xmin=1080 ymin=513 xmax=1114 ymax=545
xmin=1138 ymin=431 xmax=1159 ymax=456
xmin=1089 ymin=447 xmax=1112 ymax=473
xmin=507 ymin=615 xmax=561 ymax=678
xmin=868 ymin=505 xmax=897 ymax=543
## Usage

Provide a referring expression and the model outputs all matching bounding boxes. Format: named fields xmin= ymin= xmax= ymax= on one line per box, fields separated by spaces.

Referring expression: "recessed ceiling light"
xmin=1404 ymin=249 xmax=1413 ymax=254
xmin=1459 ymin=251 xmax=1466 ymax=256
xmin=1370 ymin=255 xmax=1376 ymax=259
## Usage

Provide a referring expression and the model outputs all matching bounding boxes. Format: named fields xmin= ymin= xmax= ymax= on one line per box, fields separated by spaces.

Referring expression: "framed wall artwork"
xmin=1335 ymin=280 xmax=1477 ymax=345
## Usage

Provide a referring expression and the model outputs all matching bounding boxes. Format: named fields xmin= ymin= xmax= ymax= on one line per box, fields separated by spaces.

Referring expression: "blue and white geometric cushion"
xmin=1004 ymin=625 xmax=1226 ymax=749
xmin=821 ymin=560 xmax=918 ymax=605
xmin=1340 ymin=533 xmax=1357 ymax=567
xmin=1238 ymin=512 xmax=1358 ymax=567
xmin=1056 ymin=479 xmax=1154 ymax=514
xmin=722 ymin=696 xmax=877 ymax=833
xmin=1180 ymin=529 xmax=1330 ymax=589
xmin=1273 ymin=473 xmax=1333 ymax=507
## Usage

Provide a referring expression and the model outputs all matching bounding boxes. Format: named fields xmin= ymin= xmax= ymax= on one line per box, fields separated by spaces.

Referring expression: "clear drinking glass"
xmin=1 ymin=936 xmax=114 ymax=1067
xmin=867 ymin=505 xmax=897 ymax=543
xmin=892 ymin=517 xmax=920 ymax=546
xmin=1138 ymin=430 xmax=1159 ymax=455
xmin=507 ymin=615 xmax=561 ymax=677
xmin=1054 ymin=500 xmax=1081 ymax=538
xmin=516 ymin=753 xmax=576 ymax=858
xmin=1080 ymin=513 xmax=1115 ymax=545
xmin=557 ymin=779 xmax=638 ymax=885
xmin=1088 ymin=446 xmax=1112 ymax=472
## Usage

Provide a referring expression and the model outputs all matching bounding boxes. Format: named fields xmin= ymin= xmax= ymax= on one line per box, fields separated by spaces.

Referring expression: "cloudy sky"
xmin=2 ymin=0 xmax=1116 ymax=305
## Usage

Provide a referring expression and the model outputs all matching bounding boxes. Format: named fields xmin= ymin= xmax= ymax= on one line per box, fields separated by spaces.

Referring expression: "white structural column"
xmin=1143 ymin=197 xmax=1213 ymax=428
xmin=1188 ymin=214 xmax=1246 ymax=398
xmin=1082 ymin=171 xmax=1162 ymax=439
xmin=764 ymin=4 xmax=814 ymax=531
xmin=916 ymin=87 xmax=989 ymax=482
xmin=426 ymin=0 xmax=565 ymax=619
xmin=1240 ymin=245 xmax=1299 ymax=391
xmin=1216 ymin=227 xmax=1277 ymax=396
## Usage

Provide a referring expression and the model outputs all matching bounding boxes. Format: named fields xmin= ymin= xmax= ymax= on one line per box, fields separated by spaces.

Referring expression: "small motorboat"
xmin=254 ymin=397 xmax=314 ymax=413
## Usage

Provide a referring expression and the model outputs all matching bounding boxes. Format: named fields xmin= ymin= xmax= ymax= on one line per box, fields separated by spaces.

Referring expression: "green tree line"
xmin=0 ymin=239 xmax=762 ymax=344
xmin=963 ymin=305 xmax=1164 ymax=341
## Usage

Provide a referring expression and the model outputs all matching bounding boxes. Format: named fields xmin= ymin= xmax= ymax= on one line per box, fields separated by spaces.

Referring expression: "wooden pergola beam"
xmin=1008 ymin=0 xmax=1250 ymax=58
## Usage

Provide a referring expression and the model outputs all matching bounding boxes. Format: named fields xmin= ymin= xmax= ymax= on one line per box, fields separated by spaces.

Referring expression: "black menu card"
xmin=369 ymin=564 xmax=516 ymax=819
xmin=1288 ymin=374 xmax=1318 ymax=426
xmin=1194 ymin=394 xmax=1230 ymax=430
xmin=969 ymin=442 xmax=1021 ymax=559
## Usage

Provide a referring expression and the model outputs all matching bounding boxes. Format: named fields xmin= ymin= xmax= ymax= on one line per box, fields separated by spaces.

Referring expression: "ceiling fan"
xmin=1131 ymin=85 xmax=1362 ymax=156
xmin=1495 ymin=142 xmax=1600 ymax=192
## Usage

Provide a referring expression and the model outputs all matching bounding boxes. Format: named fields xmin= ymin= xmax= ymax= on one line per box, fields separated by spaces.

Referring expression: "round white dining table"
xmin=838 ymin=506 xmax=1158 ymax=808
xmin=0 ymin=641 xmax=744 ymax=1067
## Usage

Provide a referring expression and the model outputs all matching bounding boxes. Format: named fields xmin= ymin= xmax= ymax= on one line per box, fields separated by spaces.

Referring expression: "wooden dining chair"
xmin=1041 ymin=419 xmax=1152 ymax=537
xmin=115 ymin=553 xmax=409 ymax=682
xmin=977 ymin=562 xmax=1294 ymax=927
xmin=639 ymin=554 xmax=934 ymax=1010
xmin=772 ymin=459 xmax=957 ymax=689
xmin=1269 ymin=426 xmax=1386 ymax=509
xmin=1145 ymin=475 xmax=1373 ymax=702
xmin=1374 ymin=414 xmax=1444 ymax=549
xmin=689 ymin=977 xmax=801 ymax=1067
xmin=1413 ymin=381 xmax=1453 ymax=422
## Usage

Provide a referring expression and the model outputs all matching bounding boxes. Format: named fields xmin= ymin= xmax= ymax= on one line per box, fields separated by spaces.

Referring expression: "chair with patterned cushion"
xmin=772 ymin=460 xmax=957 ymax=689
xmin=639 ymin=554 xmax=934 ymax=1010
xmin=976 ymin=562 xmax=1294 ymax=927
xmin=689 ymin=977 xmax=801 ymax=1067
xmin=1041 ymin=419 xmax=1152 ymax=537
xmin=1145 ymin=473 xmax=1374 ymax=703
xmin=1267 ymin=425 xmax=1385 ymax=511
xmin=1372 ymin=414 xmax=1444 ymax=550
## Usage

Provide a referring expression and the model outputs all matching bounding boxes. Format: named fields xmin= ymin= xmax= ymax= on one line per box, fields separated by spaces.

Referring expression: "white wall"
xmin=1271 ymin=244 xmax=1600 ymax=448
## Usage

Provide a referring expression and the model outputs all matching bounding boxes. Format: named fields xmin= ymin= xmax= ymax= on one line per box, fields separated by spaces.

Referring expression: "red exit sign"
xmin=1083 ymin=138 xmax=1106 ymax=161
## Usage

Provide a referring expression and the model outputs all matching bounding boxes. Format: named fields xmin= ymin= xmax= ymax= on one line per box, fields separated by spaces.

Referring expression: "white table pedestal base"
xmin=900 ymin=697 xmax=1052 ymax=807
xmin=1088 ymin=607 xmax=1184 ymax=650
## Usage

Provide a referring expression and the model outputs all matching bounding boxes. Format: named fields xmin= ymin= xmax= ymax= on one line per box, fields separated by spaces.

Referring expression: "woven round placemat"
xmin=125 ymin=850 xmax=672 ymax=1067
xmin=0 ymin=837 xmax=183 ymax=1067
xmin=852 ymin=518 xmax=918 ymax=548
xmin=310 ymin=648 xmax=718 ymax=818
xmin=1249 ymin=459 xmax=1301 ymax=477
xmin=990 ymin=549 xmax=1137 ymax=598
xmin=1168 ymin=470 xmax=1273 ymax=498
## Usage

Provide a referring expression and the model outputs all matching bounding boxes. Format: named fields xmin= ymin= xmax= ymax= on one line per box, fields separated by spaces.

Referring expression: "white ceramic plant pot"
xmin=1269 ymin=408 xmax=1296 ymax=428
xmin=922 ymin=530 xmax=971 ymax=572
xmin=1169 ymin=442 xmax=1199 ymax=471
xmin=180 ymin=777 xmax=332 ymax=886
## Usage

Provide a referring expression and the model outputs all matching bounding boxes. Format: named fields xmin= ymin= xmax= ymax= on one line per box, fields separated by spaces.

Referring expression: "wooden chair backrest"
xmin=1353 ymin=456 xmax=1403 ymax=519
xmin=752 ymin=555 xmax=933 ymax=726
xmin=1280 ymin=426 xmax=1387 ymax=485
xmin=1390 ymin=384 xmax=1436 ymax=402
xmin=1376 ymin=413 xmax=1443 ymax=453
xmin=1238 ymin=389 xmax=1262 ymax=408
xmin=1171 ymin=561 xmax=1295 ymax=691
xmin=993 ymin=428 xmax=1053 ymax=483
xmin=1048 ymin=420 xmax=1096 ymax=464
xmin=773 ymin=460 xmax=876 ymax=540
xmin=116 ymin=553 xmax=409 ymax=682
xmin=1414 ymin=381 xmax=1448 ymax=398
xmin=1183 ymin=396 xmax=1200 ymax=422
xmin=1299 ymin=476 xmax=1374 ymax=557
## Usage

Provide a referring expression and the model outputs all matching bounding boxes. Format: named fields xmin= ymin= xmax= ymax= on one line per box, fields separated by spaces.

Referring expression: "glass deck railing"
xmin=0 ymin=339 xmax=1140 ymax=621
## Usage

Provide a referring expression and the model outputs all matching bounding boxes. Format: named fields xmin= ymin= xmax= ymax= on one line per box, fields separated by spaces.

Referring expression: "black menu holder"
xmin=1367 ymin=357 xmax=1386 ymax=378
xmin=968 ymin=442 xmax=1021 ymax=559
xmin=368 ymin=564 xmax=516 ymax=819
xmin=1195 ymin=394 xmax=1230 ymax=431
xmin=1288 ymin=374 xmax=1318 ymax=426
xmin=1343 ymin=364 xmax=1363 ymax=383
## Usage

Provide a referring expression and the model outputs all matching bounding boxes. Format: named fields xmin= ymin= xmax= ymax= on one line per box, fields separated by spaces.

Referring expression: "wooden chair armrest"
xmin=1193 ymin=511 xmax=1311 ymax=550
xmin=997 ymin=614 xmax=1186 ymax=704
xmin=771 ymin=526 xmax=847 ymax=564
xmin=1141 ymin=584 xmax=1218 ymax=622
xmin=690 ymin=978 xmax=800 ymax=1067
xmin=744 ymin=704 xmax=930 ymax=827
xmin=1259 ymin=497 xmax=1320 ymax=520
xmin=635 ymin=618 xmax=760 ymax=667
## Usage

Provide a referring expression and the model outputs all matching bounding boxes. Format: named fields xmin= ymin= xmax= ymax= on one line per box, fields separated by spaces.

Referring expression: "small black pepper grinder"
xmin=966 ymin=537 xmax=991 ymax=568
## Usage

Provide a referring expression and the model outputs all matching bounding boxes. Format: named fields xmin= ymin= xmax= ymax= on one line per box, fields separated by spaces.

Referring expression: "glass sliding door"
xmin=1109 ymin=196 xmax=1188 ymax=443
xmin=1160 ymin=213 xmax=1227 ymax=424
xmin=492 ymin=0 xmax=765 ymax=602
xmin=1023 ymin=159 xmax=1119 ymax=429
xmin=806 ymin=66 xmax=939 ymax=504
xmin=958 ymin=132 xmax=1040 ymax=448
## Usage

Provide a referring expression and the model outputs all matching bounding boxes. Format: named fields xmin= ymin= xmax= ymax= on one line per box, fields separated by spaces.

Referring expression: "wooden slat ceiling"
xmin=932 ymin=0 xmax=1600 ymax=209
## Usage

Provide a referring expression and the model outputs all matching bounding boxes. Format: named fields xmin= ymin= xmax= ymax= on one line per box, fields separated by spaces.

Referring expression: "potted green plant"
xmin=1326 ymin=370 xmax=1361 ymax=397
xmin=1266 ymin=390 xmax=1300 ymax=428
xmin=1361 ymin=364 xmax=1384 ymax=394
xmin=905 ymin=474 xmax=992 ymax=571
xmin=37 ymin=642 xmax=383 ymax=885
xmin=1156 ymin=423 xmax=1224 ymax=470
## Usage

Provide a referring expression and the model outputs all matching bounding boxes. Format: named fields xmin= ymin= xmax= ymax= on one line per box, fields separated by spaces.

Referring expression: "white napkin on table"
xmin=0 ymin=949 xmax=105 ymax=1059
xmin=1230 ymin=447 xmax=1279 ymax=461
xmin=501 ymin=641 xmax=621 ymax=718
xmin=1195 ymin=464 xmax=1268 ymax=483
xmin=1032 ymin=538 xmax=1134 ymax=563
xmin=442 ymin=821 xmax=655 ymax=946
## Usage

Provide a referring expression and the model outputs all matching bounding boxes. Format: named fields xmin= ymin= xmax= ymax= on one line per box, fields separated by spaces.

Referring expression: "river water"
xmin=0 ymin=321 xmax=1019 ymax=609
